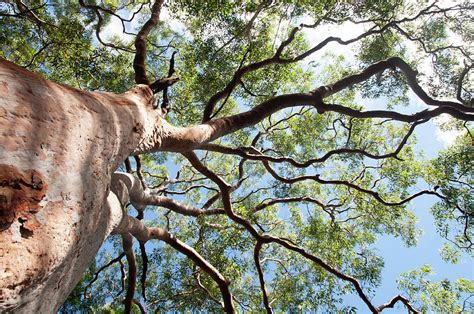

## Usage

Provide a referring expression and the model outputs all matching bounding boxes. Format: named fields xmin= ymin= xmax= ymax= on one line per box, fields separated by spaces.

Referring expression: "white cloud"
xmin=100 ymin=9 xmax=138 ymax=42
xmin=301 ymin=19 xmax=368 ymax=64
xmin=160 ymin=6 xmax=189 ymax=37
xmin=98 ymin=6 xmax=191 ymax=44
xmin=434 ymin=114 xmax=465 ymax=147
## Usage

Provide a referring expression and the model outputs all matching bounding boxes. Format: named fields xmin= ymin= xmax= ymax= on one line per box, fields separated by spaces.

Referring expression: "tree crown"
xmin=1 ymin=0 xmax=472 ymax=312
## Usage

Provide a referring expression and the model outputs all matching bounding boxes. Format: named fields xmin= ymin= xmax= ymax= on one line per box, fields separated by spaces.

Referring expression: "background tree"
xmin=0 ymin=0 xmax=472 ymax=313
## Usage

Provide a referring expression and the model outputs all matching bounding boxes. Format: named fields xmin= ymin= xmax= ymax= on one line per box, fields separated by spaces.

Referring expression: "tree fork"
xmin=0 ymin=58 xmax=160 ymax=312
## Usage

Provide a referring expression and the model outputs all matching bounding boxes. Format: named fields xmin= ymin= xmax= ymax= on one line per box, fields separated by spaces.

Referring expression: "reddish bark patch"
xmin=0 ymin=165 xmax=47 ymax=232
xmin=0 ymin=81 xmax=8 ymax=94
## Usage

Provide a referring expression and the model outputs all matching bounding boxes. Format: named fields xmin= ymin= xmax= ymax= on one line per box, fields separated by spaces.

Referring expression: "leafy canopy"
xmin=1 ymin=0 xmax=472 ymax=312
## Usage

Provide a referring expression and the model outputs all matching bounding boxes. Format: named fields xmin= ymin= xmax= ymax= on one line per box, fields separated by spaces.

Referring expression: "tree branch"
xmin=84 ymin=252 xmax=125 ymax=298
xmin=116 ymin=215 xmax=235 ymax=313
xmin=133 ymin=0 xmax=165 ymax=85
xmin=153 ymin=57 xmax=472 ymax=154
xmin=139 ymin=241 xmax=148 ymax=301
xmin=182 ymin=151 xmax=379 ymax=313
xmin=312 ymin=57 xmax=473 ymax=113
xmin=78 ymin=0 xmax=135 ymax=52
xmin=201 ymin=25 xmax=301 ymax=122
xmin=122 ymin=233 xmax=137 ymax=314
xmin=198 ymin=118 xmax=425 ymax=166
xmin=377 ymin=294 xmax=420 ymax=313
xmin=262 ymin=160 xmax=443 ymax=207
xmin=254 ymin=242 xmax=272 ymax=313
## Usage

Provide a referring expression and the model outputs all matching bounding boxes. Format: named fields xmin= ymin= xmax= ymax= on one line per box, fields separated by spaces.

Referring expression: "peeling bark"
xmin=0 ymin=58 xmax=161 ymax=312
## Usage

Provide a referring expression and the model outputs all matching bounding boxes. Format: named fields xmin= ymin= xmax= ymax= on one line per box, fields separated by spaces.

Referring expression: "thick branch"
xmin=149 ymin=76 xmax=179 ymax=93
xmin=154 ymin=57 xmax=472 ymax=154
xmin=116 ymin=215 xmax=235 ymax=313
xmin=158 ymin=93 xmax=317 ymax=152
xmin=314 ymin=57 xmax=473 ymax=113
xmin=112 ymin=171 xmax=224 ymax=216
xmin=139 ymin=241 xmax=148 ymax=301
xmin=133 ymin=0 xmax=165 ymax=84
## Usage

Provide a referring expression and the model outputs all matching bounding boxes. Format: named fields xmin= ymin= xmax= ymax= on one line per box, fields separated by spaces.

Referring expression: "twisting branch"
xmin=115 ymin=215 xmax=235 ymax=313
xmin=377 ymin=295 xmax=420 ymax=313
xmin=457 ymin=62 xmax=473 ymax=106
xmin=154 ymin=57 xmax=473 ymax=154
xmin=181 ymin=151 xmax=379 ymax=313
xmin=265 ymin=235 xmax=378 ymax=312
xmin=393 ymin=24 xmax=471 ymax=61
xmin=261 ymin=160 xmax=443 ymax=207
xmin=161 ymin=50 xmax=177 ymax=112
xmin=209 ymin=48 xmax=251 ymax=120
xmin=253 ymin=196 xmax=342 ymax=214
xmin=139 ymin=241 xmax=148 ymax=301
xmin=78 ymin=1 xmax=147 ymax=37
xmin=199 ymin=118 xmax=427 ymax=166
xmin=254 ymin=242 xmax=272 ymax=313
xmin=201 ymin=25 xmax=301 ymax=122
xmin=122 ymin=233 xmax=137 ymax=314
xmin=133 ymin=0 xmax=165 ymax=85
xmin=78 ymin=0 xmax=134 ymax=52
xmin=84 ymin=252 xmax=125 ymax=298
xmin=312 ymin=57 xmax=474 ymax=113
xmin=318 ymin=102 xmax=473 ymax=123
xmin=289 ymin=1 xmax=469 ymax=63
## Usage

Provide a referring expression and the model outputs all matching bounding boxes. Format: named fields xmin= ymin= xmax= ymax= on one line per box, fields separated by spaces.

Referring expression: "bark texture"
xmin=0 ymin=58 xmax=160 ymax=312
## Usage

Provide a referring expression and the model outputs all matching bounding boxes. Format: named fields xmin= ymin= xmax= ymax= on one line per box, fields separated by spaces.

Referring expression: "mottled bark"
xmin=0 ymin=58 xmax=160 ymax=312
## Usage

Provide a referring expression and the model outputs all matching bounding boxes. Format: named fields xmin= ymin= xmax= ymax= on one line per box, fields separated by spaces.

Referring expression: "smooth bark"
xmin=0 ymin=58 xmax=159 ymax=312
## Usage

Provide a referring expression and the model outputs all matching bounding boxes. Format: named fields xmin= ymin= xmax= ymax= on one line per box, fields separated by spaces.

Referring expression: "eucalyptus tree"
xmin=0 ymin=0 xmax=472 ymax=313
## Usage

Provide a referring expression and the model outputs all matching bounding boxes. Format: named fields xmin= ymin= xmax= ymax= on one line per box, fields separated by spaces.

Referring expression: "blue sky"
xmin=343 ymin=119 xmax=472 ymax=312
xmin=95 ymin=4 xmax=472 ymax=311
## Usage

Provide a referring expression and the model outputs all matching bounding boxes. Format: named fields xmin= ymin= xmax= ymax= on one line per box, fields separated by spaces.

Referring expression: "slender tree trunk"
xmin=0 ymin=59 xmax=159 ymax=312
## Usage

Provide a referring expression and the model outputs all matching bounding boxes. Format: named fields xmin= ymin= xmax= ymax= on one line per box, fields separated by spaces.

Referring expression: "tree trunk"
xmin=0 ymin=59 xmax=159 ymax=312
